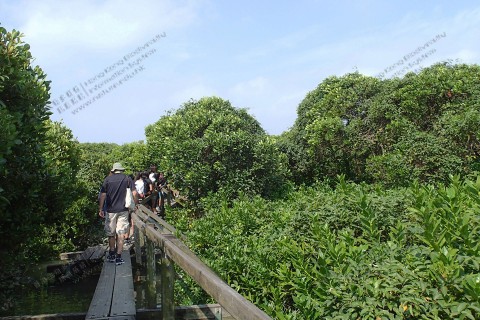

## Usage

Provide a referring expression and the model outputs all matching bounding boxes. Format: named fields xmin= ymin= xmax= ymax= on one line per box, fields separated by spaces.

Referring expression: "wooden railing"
xmin=138 ymin=184 xmax=186 ymax=209
xmin=132 ymin=205 xmax=271 ymax=320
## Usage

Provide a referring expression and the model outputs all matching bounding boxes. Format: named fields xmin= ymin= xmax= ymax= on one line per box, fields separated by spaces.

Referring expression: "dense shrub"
xmin=172 ymin=175 xmax=480 ymax=319
xmin=146 ymin=97 xmax=289 ymax=206
xmin=0 ymin=27 xmax=51 ymax=262
xmin=0 ymin=29 xmax=103 ymax=263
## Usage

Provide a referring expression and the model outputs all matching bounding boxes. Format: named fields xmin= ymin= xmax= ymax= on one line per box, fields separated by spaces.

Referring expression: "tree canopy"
xmin=282 ymin=62 xmax=480 ymax=186
xmin=146 ymin=97 xmax=289 ymax=205
xmin=0 ymin=27 xmax=52 ymax=259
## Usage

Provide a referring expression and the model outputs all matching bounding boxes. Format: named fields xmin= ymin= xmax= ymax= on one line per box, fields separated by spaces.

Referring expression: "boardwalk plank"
xmin=85 ymin=259 xmax=116 ymax=319
xmin=110 ymin=251 xmax=136 ymax=318
xmin=59 ymin=251 xmax=84 ymax=261
xmin=89 ymin=245 xmax=108 ymax=261
xmin=79 ymin=246 xmax=97 ymax=261
xmin=0 ymin=305 xmax=233 ymax=320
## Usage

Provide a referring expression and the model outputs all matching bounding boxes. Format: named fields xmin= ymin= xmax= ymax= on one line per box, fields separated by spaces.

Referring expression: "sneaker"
xmin=107 ymin=251 xmax=116 ymax=263
xmin=115 ymin=256 xmax=125 ymax=265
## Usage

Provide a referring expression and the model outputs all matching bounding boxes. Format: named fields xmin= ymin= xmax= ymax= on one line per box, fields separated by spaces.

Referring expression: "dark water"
xmin=3 ymin=274 xmax=99 ymax=316
xmin=131 ymin=261 xmax=160 ymax=309
xmin=2 ymin=259 xmax=154 ymax=316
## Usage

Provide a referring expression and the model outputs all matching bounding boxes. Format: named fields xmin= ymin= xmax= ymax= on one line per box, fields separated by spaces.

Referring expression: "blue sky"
xmin=1 ymin=0 xmax=479 ymax=144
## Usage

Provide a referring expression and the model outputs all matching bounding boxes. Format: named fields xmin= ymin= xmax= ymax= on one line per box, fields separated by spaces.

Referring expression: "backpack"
xmin=143 ymin=178 xmax=150 ymax=195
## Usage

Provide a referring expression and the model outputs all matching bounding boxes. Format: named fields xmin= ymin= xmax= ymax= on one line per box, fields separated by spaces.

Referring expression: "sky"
xmin=1 ymin=0 xmax=479 ymax=144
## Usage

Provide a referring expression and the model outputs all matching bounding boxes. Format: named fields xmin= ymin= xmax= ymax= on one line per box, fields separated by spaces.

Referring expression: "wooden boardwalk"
xmin=4 ymin=203 xmax=270 ymax=320
xmin=46 ymin=245 xmax=107 ymax=284
xmin=85 ymin=250 xmax=135 ymax=320
xmin=59 ymin=245 xmax=107 ymax=262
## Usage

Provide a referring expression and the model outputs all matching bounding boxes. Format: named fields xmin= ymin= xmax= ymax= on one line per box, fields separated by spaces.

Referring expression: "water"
xmin=3 ymin=274 xmax=99 ymax=316
xmin=2 ymin=259 xmax=150 ymax=316
xmin=1 ymin=258 xmax=205 ymax=316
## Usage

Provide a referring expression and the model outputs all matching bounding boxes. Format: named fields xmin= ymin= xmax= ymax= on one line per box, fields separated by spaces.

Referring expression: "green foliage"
xmin=281 ymin=73 xmax=381 ymax=183
xmin=77 ymin=142 xmax=118 ymax=194
xmin=37 ymin=120 xmax=101 ymax=254
xmin=0 ymin=101 xmax=17 ymax=177
xmin=109 ymin=141 xmax=149 ymax=174
xmin=276 ymin=125 xmax=317 ymax=186
xmin=366 ymin=131 xmax=464 ymax=186
xmin=0 ymin=28 xmax=104 ymax=267
xmin=282 ymin=62 xmax=480 ymax=186
xmin=74 ymin=142 xmax=126 ymax=247
xmin=33 ymin=120 xmax=81 ymax=252
xmin=171 ymin=175 xmax=480 ymax=319
xmin=14 ymin=121 xmax=103 ymax=259
xmin=146 ymin=97 xmax=289 ymax=206
xmin=0 ymin=27 xmax=51 ymax=262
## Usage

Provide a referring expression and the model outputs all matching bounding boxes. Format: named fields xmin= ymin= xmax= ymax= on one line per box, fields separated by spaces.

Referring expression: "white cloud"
xmin=230 ymin=76 xmax=270 ymax=96
xmin=16 ymin=0 xmax=202 ymax=50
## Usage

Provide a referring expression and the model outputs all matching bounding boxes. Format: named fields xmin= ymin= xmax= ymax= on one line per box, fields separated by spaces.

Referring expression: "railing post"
xmin=213 ymin=305 xmax=222 ymax=320
xmin=134 ymin=222 xmax=142 ymax=265
xmin=160 ymin=245 xmax=175 ymax=319
xmin=134 ymin=205 xmax=272 ymax=319
xmin=146 ymin=224 xmax=157 ymax=308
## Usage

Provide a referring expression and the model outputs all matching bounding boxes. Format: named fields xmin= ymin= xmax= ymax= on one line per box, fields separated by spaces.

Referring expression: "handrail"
xmin=132 ymin=205 xmax=271 ymax=320
xmin=137 ymin=205 xmax=177 ymax=234
xmin=138 ymin=193 xmax=153 ymax=205
xmin=137 ymin=204 xmax=187 ymax=242
xmin=138 ymin=184 xmax=185 ymax=211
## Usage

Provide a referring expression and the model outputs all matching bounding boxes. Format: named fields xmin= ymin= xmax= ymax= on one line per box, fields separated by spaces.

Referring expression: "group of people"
xmin=133 ymin=165 xmax=168 ymax=217
xmin=98 ymin=162 xmax=168 ymax=266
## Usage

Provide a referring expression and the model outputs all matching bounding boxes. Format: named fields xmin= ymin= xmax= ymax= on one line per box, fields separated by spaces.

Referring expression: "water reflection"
xmin=3 ymin=259 xmax=151 ymax=316
xmin=5 ymin=274 xmax=99 ymax=316
xmin=3 ymin=257 xmax=197 ymax=316
xmin=132 ymin=261 xmax=157 ymax=309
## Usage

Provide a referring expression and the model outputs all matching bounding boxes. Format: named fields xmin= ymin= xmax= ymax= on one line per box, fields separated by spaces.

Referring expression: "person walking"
xmin=98 ymin=162 xmax=138 ymax=265
xmin=134 ymin=172 xmax=145 ymax=199
xmin=148 ymin=165 xmax=159 ymax=214
xmin=157 ymin=172 xmax=167 ymax=218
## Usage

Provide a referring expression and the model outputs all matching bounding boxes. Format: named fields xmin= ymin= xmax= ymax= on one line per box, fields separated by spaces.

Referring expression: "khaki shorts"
xmin=105 ymin=210 xmax=130 ymax=237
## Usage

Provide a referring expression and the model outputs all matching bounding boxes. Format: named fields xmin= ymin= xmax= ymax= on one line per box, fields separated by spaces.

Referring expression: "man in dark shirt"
xmin=98 ymin=162 xmax=137 ymax=265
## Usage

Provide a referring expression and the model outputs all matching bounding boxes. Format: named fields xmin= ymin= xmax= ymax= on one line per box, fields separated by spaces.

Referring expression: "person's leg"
xmin=151 ymin=193 xmax=158 ymax=214
xmin=116 ymin=233 xmax=125 ymax=254
xmin=129 ymin=216 xmax=134 ymax=241
xmin=105 ymin=212 xmax=118 ymax=262
xmin=108 ymin=236 xmax=116 ymax=251
xmin=159 ymin=192 xmax=166 ymax=218
xmin=124 ymin=212 xmax=132 ymax=242
xmin=114 ymin=211 xmax=130 ymax=265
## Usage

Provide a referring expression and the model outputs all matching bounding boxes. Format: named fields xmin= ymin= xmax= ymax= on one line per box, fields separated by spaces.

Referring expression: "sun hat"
xmin=111 ymin=162 xmax=125 ymax=173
